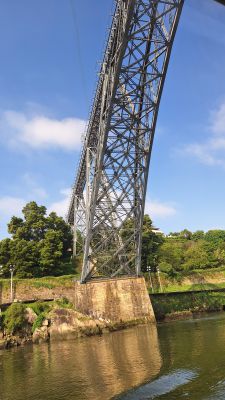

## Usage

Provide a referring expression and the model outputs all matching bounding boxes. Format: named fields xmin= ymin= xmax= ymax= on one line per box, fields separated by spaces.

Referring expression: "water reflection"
xmin=0 ymin=324 xmax=162 ymax=400
xmin=116 ymin=369 xmax=198 ymax=399
xmin=118 ymin=313 xmax=225 ymax=400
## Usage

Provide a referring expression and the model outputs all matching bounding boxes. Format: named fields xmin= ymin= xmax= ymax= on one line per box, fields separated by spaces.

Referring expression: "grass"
xmin=146 ymin=266 xmax=225 ymax=294
xmin=32 ymin=314 xmax=46 ymax=333
xmin=0 ymin=274 xmax=80 ymax=290
xmin=148 ymin=282 xmax=225 ymax=294
xmin=54 ymin=297 xmax=74 ymax=309
xmin=150 ymin=291 xmax=225 ymax=320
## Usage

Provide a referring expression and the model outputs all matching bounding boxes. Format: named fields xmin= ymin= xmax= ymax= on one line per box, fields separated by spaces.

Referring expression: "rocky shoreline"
xmin=0 ymin=305 xmax=149 ymax=350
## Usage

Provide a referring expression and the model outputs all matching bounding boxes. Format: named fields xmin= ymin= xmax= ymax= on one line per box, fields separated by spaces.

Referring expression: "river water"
xmin=1 ymin=312 xmax=225 ymax=400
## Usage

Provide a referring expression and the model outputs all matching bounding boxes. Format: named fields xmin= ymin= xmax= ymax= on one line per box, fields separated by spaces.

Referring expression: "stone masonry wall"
xmin=0 ymin=276 xmax=155 ymax=325
xmin=74 ymin=276 xmax=155 ymax=323
xmin=0 ymin=280 xmax=75 ymax=305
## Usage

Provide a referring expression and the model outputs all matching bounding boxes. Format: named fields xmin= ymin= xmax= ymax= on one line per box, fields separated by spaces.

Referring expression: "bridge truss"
xmin=67 ymin=0 xmax=184 ymax=282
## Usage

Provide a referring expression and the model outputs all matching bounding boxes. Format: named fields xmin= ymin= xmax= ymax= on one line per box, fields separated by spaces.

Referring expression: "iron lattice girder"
xmin=67 ymin=0 xmax=184 ymax=282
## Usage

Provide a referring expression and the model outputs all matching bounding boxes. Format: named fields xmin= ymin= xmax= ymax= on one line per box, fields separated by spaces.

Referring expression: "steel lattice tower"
xmin=67 ymin=0 xmax=184 ymax=282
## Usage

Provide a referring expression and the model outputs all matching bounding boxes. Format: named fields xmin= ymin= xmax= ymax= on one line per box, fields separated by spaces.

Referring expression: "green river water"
xmin=1 ymin=312 xmax=225 ymax=400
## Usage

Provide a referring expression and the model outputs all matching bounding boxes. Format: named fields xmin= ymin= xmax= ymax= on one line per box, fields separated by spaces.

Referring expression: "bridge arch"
xmin=67 ymin=0 xmax=224 ymax=282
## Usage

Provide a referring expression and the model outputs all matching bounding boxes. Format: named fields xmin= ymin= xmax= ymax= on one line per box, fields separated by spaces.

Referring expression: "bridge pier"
xmin=74 ymin=276 xmax=155 ymax=324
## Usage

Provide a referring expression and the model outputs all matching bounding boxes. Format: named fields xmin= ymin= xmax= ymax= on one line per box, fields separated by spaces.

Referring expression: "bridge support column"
xmin=74 ymin=276 xmax=155 ymax=323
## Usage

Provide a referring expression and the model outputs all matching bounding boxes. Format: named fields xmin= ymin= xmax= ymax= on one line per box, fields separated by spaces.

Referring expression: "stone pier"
xmin=74 ymin=276 xmax=155 ymax=323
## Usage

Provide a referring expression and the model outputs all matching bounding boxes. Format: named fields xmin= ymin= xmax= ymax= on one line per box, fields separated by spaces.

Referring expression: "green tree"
xmin=121 ymin=214 xmax=164 ymax=272
xmin=205 ymin=230 xmax=225 ymax=248
xmin=40 ymin=230 xmax=64 ymax=275
xmin=0 ymin=238 xmax=11 ymax=275
xmin=179 ymin=229 xmax=192 ymax=240
xmin=10 ymin=239 xmax=41 ymax=278
xmin=158 ymin=239 xmax=184 ymax=271
xmin=182 ymin=240 xmax=209 ymax=271
xmin=141 ymin=215 xmax=164 ymax=271
xmin=0 ymin=201 xmax=73 ymax=278
xmin=192 ymin=230 xmax=205 ymax=241
xmin=214 ymin=242 xmax=225 ymax=266
xmin=46 ymin=212 xmax=73 ymax=257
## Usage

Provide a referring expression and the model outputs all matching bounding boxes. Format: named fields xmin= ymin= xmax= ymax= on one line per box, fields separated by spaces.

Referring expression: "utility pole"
xmin=147 ymin=265 xmax=153 ymax=293
xmin=9 ymin=265 xmax=15 ymax=303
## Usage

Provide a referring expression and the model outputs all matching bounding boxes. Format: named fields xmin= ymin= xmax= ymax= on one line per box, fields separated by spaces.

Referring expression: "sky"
xmin=0 ymin=0 xmax=225 ymax=238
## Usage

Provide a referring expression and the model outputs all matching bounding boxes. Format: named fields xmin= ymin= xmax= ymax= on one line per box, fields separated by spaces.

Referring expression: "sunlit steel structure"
xmin=67 ymin=0 xmax=184 ymax=282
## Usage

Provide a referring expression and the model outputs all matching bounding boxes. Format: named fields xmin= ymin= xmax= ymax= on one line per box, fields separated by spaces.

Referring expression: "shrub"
xmin=32 ymin=281 xmax=54 ymax=289
xmin=159 ymin=261 xmax=172 ymax=273
xmin=4 ymin=303 xmax=26 ymax=334
xmin=55 ymin=297 xmax=73 ymax=309
xmin=29 ymin=301 xmax=51 ymax=315
xmin=32 ymin=313 xmax=45 ymax=333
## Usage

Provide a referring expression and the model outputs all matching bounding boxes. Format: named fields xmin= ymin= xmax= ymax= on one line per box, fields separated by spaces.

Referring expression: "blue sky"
xmin=0 ymin=0 xmax=225 ymax=238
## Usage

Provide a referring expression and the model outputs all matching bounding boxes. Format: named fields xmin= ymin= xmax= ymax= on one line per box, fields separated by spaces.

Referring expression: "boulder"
xmin=32 ymin=326 xmax=49 ymax=344
xmin=25 ymin=308 xmax=37 ymax=325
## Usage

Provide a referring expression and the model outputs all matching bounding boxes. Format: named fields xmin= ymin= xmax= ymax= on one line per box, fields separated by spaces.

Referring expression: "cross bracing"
xmin=67 ymin=0 xmax=184 ymax=282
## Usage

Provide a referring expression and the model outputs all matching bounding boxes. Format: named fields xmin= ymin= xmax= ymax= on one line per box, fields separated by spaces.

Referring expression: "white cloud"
xmin=0 ymin=196 xmax=27 ymax=238
xmin=22 ymin=173 xmax=48 ymax=199
xmin=0 ymin=196 xmax=26 ymax=217
xmin=0 ymin=188 xmax=71 ymax=238
xmin=210 ymin=102 xmax=225 ymax=136
xmin=0 ymin=188 xmax=71 ymax=228
xmin=48 ymin=191 xmax=177 ymax=221
xmin=145 ymin=199 xmax=177 ymax=218
xmin=48 ymin=188 xmax=71 ymax=217
xmin=0 ymin=190 xmax=176 ymax=240
xmin=0 ymin=110 xmax=85 ymax=151
xmin=182 ymin=100 xmax=225 ymax=168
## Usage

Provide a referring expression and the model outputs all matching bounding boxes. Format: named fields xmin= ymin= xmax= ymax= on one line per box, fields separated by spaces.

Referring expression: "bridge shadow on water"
xmin=0 ymin=324 xmax=162 ymax=400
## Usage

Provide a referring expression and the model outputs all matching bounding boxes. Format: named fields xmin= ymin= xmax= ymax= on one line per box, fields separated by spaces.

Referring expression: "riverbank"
xmin=2 ymin=290 xmax=225 ymax=350
xmin=150 ymin=289 xmax=225 ymax=321
xmin=0 ymin=298 xmax=149 ymax=350
xmin=145 ymin=267 xmax=225 ymax=293
xmin=2 ymin=272 xmax=225 ymax=350
xmin=0 ymin=275 xmax=76 ymax=305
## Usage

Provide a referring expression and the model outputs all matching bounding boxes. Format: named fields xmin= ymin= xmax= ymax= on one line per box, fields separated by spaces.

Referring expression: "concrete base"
xmin=74 ymin=276 xmax=155 ymax=323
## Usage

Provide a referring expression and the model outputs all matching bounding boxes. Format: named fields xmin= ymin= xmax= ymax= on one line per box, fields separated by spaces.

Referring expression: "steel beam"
xmin=67 ymin=0 xmax=184 ymax=282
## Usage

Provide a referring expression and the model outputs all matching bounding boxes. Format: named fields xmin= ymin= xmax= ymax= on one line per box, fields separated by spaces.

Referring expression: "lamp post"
xmin=147 ymin=265 xmax=153 ymax=293
xmin=9 ymin=265 xmax=15 ymax=303
xmin=157 ymin=266 xmax=163 ymax=293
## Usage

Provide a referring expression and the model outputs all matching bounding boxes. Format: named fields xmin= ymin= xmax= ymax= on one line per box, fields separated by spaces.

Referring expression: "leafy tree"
xmin=205 ymin=230 xmax=225 ymax=248
xmin=7 ymin=216 xmax=24 ymax=236
xmin=121 ymin=214 xmax=164 ymax=272
xmin=10 ymin=239 xmax=40 ymax=278
xmin=141 ymin=215 xmax=164 ymax=271
xmin=168 ymin=232 xmax=180 ymax=237
xmin=40 ymin=230 xmax=64 ymax=275
xmin=0 ymin=238 xmax=11 ymax=266
xmin=158 ymin=240 xmax=184 ymax=271
xmin=182 ymin=240 xmax=210 ymax=271
xmin=179 ymin=229 xmax=192 ymax=240
xmin=46 ymin=212 xmax=72 ymax=257
xmin=0 ymin=201 xmax=73 ymax=278
xmin=214 ymin=242 xmax=225 ymax=266
xmin=192 ymin=230 xmax=205 ymax=241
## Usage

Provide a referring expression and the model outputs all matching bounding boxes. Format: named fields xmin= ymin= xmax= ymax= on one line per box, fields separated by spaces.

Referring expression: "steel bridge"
xmin=67 ymin=0 xmax=225 ymax=283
